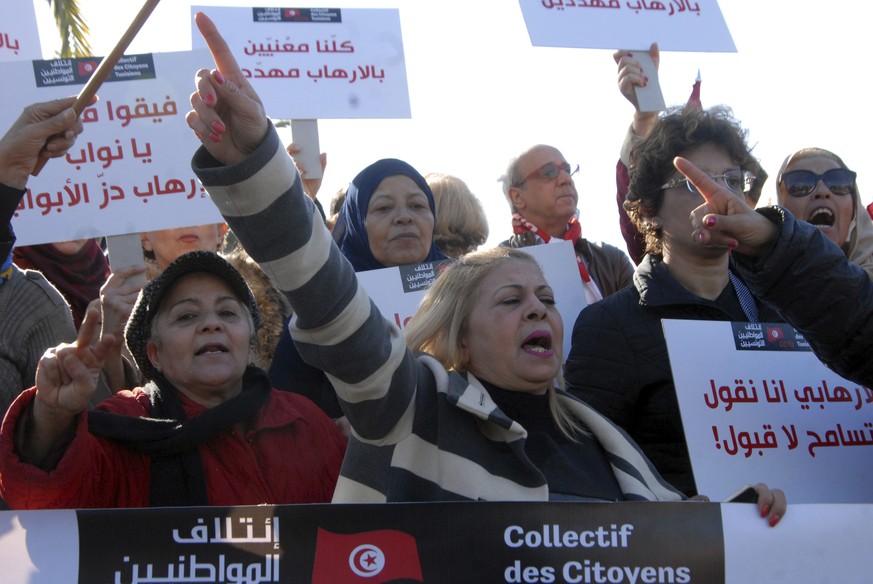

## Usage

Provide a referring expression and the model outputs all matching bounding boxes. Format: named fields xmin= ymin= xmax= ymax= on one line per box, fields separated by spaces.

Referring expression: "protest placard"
xmin=664 ymin=319 xmax=873 ymax=503
xmin=517 ymin=0 xmax=736 ymax=52
xmin=0 ymin=50 xmax=223 ymax=246
xmin=0 ymin=0 xmax=41 ymax=62
xmin=191 ymin=6 xmax=410 ymax=119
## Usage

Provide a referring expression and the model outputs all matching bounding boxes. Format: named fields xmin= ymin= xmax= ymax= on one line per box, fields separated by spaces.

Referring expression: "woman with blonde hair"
xmin=425 ymin=172 xmax=489 ymax=257
xmin=179 ymin=12 xmax=787 ymax=522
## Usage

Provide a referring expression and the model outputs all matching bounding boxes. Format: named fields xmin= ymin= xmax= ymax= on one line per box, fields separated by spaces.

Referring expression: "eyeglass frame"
xmin=778 ymin=168 xmax=857 ymax=198
xmin=660 ymin=169 xmax=756 ymax=195
xmin=513 ymin=161 xmax=580 ymax=188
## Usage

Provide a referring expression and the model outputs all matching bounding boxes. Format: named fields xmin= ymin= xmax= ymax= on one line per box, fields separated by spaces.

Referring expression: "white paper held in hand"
xmin=291 ymin=119 xmax=323 ymax=180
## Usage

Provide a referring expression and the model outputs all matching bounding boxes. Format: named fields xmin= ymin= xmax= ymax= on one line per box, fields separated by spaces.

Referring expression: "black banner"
xmin=76 ymin=502 xmax=724 ymax=583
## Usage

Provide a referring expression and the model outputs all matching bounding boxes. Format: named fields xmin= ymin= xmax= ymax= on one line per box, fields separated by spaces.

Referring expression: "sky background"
xmin=31 ymin=0 xmax=870 ymax=252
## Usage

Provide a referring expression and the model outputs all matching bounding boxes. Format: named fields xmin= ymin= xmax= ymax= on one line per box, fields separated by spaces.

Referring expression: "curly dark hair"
xmin=625 ymin=105 xmax=760 ymax=256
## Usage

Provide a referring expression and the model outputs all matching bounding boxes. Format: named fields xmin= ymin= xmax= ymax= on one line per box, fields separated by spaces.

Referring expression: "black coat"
xmin=733 ymin=207 xmax=873 ymax=387
xmin=564 ymin=254 xmax=779 ymax=497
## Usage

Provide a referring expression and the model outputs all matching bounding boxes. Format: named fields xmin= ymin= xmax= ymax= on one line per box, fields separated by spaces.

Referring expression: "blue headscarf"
xmin=332 ymin=158 xmax=447 ymax=271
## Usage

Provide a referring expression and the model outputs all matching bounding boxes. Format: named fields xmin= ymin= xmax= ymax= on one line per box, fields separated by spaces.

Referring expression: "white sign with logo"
xmin=0 ymin=51 xmax=223 ymax=246
xmin=664 ymin=319 xmax=873 ymax=503
xmin=191 ymin=6 xmax=410 ymax=119
xmin=517 ymin=0 xmax=736 ymax=52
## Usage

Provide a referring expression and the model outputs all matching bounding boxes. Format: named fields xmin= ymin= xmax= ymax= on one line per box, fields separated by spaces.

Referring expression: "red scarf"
xmin=511 ymin=212 xmax=592 ymax=283
xmin=14 ymin=240 xmax=110 ymax=328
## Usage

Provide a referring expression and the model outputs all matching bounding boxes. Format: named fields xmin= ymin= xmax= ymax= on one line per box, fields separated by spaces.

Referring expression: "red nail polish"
xmin=768 ymin=515 xmax=780 ymax=527
xmin=760 ymin=504 xmax=770 ymax=517
xmin=211 ymin=120 xmax=225 ymax=134
xmin=705 ymin=216 xmax=716 ymax=227
xmin=213 ymin=70 xmax=225 ymax=85
xmin=209 ymin=132 xmax=222 ymax=143
xmin=727 ymin=241 xmax=738 ymax=249
xmin=203 ymin=93 xmax=215 ymax=106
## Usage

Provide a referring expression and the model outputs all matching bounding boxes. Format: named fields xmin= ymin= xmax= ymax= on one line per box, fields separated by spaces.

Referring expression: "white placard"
xmin=722 ymin=503 xmax=873 ymax=583
xmin=1 ymin=51 xmax=224 ymax=246
xmin=517 ymin=0 xmax=736 ymax=53
xmin=357 ymin=240 xmax=587 ymax=361
xmin=191 ymin=6 xmax=411 ymax=119
xmin=0 ymin=0 xmax=42 ymax=62
xmin=664 ymin=319 xmax=873 ymax=504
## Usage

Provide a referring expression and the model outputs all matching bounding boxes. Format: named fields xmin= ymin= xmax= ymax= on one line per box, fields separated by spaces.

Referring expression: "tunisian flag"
xmin=311 ymin=528 xmax=423 ymax=583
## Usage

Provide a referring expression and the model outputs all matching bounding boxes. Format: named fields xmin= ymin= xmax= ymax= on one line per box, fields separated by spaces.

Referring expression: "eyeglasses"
xmin=514 ymin=161 xmax=580 ymax=187
xmin=660 ymin=169 xmax=755 ymax=195
xmin=779 ymin=168 xmax=857 ymax=198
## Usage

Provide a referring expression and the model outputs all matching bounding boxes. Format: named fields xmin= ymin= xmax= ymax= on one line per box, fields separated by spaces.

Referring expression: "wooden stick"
xmin=31 ymin=0 xmax=162 ymax=176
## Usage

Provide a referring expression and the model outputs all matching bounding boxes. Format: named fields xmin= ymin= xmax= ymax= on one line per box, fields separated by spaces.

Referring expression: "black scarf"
xmin=88 ymin=366 xmax=271 ymax=507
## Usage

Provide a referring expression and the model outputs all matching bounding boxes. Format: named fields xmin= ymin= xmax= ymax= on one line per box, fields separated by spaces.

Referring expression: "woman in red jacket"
xmin=0 ymin=251 xmax=346 ymax=509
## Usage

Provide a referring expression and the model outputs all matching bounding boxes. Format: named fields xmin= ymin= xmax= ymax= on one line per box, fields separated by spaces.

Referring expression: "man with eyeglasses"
xmin=500 ymin=144 xmax=635 ymax=305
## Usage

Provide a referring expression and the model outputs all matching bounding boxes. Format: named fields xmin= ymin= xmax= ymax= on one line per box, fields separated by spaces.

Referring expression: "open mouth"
xmin=807 ymin=207 xmax=835 ymax=228
xmin=196 ymin=343 xmax=228 ymax=356
xmin=522 ymin=332 xmax=553 ymax=354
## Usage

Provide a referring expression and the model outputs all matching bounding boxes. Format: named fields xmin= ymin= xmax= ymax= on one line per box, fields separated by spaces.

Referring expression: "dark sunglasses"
xmin=514 ymin=161 xmax=579 ymax=187
xmin=780 ymin=168 xmax=857 ymax=198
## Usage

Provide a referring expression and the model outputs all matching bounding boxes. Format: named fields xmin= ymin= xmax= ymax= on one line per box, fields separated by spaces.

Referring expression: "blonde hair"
xmin=404 ymin=247 xmax=585 ymax=439
xmin=425 ymin=173 xmax=489 ymax=257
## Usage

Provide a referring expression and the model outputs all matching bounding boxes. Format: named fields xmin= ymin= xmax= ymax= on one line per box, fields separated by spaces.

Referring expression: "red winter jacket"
xmin=0 ymin=386 xmax=346 ymax=509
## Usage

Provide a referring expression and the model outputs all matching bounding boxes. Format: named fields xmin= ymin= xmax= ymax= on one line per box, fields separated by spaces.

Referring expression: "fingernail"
xmin=213 ymin=70 xmax=225 ymax=85
xmin=704 ymin=216 xmax=716 ymax=227
xmin=211 ymin=120 xmax=225 ymax=134
xmin=768 ymin=515 xmax=780 ymax=527
xmin=697 ymin=231 xmax=705 ymax=242
xmin=209 ymin=132 xmax=222 ymax=143
xmin=203 ymin=93 xmax=215 ymax=106
xmin=760 ymin=504 xmax=770 ymax=517
xmin=727 ymin=241 xmax=738 ymax=249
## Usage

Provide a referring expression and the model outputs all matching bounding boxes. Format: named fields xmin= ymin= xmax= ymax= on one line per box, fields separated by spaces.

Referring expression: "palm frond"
xmin=48 ymin=0 xmax=92 ymax=58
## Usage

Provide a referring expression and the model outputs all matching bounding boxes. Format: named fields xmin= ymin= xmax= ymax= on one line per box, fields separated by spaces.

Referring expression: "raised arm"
xmin=187 ymin=13 xmax=417 ymax=442
xmin=680 ymin=155 xmax=873 ymax=387
xmin=613 ymin=43 xmax=659 ymax=263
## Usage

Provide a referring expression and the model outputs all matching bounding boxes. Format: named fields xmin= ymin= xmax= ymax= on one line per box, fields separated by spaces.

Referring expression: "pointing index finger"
xmin=194 ymin=11 xmax=244 ymax=79
xmin=674 ymin=156 xmax=731 ymax=211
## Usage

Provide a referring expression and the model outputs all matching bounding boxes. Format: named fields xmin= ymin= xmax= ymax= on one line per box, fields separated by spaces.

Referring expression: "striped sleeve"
xmin=192 ymin=127 xmax=418 ymax=443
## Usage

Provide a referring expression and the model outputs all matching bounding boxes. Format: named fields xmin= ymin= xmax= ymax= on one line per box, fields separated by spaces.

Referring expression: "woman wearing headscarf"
xmin=775 ymin=148 xmax=873 ymax=280
xmin=268 ymin=158 xmax=447 ymax=418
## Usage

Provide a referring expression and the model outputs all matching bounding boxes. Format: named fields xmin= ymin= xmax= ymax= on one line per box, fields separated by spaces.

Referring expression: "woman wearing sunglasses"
xmin=565 ymin=106 xmax=782 ymax=497
xmin=776 ymin=148 xmax=873 ymax=279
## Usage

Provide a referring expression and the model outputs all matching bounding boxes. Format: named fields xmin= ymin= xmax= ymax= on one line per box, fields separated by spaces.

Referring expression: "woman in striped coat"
xmin=185 ymin=12 xmax=785 ymax=522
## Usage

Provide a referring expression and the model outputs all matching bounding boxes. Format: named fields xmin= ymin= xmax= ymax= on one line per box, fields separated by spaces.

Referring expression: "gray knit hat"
xmin=125 ymin=250 xmax=261 ymax=381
